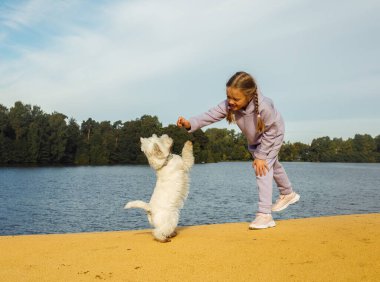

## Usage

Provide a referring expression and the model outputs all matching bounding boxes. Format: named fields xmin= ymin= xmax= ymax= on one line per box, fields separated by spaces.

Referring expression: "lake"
xmin=0 ymin=162 xmax=379 ymax=235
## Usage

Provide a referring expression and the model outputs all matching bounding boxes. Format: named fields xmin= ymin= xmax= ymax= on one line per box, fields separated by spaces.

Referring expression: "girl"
xmin=176 ymin=71 xmax=300 ymax=229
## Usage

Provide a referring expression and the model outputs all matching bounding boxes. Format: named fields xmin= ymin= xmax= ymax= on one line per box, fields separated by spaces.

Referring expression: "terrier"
xmin=125 ymin=134 xmax=194 ymax=242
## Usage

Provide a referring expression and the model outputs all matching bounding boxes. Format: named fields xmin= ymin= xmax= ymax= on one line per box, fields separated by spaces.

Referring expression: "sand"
xmin=0 ymin=213 xmax=379 ymax=282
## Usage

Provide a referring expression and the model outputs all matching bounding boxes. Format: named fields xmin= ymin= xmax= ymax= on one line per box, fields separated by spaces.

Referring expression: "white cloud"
xmin=0 ymin=0 xmax=379 ymax=140
xmin=1 ymin=0 xmax=73 ymax=30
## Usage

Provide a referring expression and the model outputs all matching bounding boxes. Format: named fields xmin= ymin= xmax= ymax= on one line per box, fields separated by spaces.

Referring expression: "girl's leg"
xmin=273 ymin=157 xmax=293 ymax=195
xmin=255 ymin=157 xmax=276 ymax=214
xmin=271 ymin=158 xmax=300 ymax=212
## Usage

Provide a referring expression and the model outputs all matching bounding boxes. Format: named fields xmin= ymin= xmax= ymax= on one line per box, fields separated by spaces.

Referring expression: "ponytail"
xmin=253 ymin=92 xmax=265 ymax=133
xmin=226 ymin=108 xmax=235 ymax=124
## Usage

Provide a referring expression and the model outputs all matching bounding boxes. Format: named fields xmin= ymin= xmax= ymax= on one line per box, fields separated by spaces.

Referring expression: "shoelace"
xmin=275 ymin=195 xmax=286 ymax=203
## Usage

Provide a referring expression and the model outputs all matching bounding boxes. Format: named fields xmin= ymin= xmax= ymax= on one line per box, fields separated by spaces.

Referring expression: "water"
xmin=0 ymin=162 xmax=379 ymax=235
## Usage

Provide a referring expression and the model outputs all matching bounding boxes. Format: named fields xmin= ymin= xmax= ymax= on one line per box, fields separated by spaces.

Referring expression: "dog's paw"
xmin=153 ymin=230 xmax=173 ymax=243
xmin=168 ymin=231 xmax=177 ymax=238
xmin=184 ymin=140 xmax=193 ymax=147
xmin=154 ymin=237 xmax=171 ymax=243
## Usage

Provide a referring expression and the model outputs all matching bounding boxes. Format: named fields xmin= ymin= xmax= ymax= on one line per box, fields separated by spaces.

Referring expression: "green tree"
xmin=63 ymin=118 xmax=80 ymax=164
xmin=8 ymin=102 xmax=33 ymax=163
xmin=375 ymin=135 xmax=380 ymax=162
xmin=75 ymin=118 xmax=98 ymax=165
xmin=119 ymin=115 xmax=162 ymax=164
xmin=279 ymin=142 xmax=294 ymax=161
xmin=191 ymin=129 xmax=209 ymax=163
xmin=351 ymin=134 xmax=376 ymax=162
xmin=162 ymin=125 xmax=191 ymax=155
xmin=309 ymin=137 xmax=336 ymax=162
xmin=48 ymin=112 xmax=68 ymax=163
xmin=0 ymin=105 xmax=12 ymax=164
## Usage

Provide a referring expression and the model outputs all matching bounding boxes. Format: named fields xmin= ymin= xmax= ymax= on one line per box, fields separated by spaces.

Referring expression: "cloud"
xmin=2 ymin=0 xmax=48 ymax=29
xmin=0 ymin=0 xmax=379 ymax=142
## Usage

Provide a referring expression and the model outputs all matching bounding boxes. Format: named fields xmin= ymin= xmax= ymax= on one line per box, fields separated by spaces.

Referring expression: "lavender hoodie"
xmin=188 ymin=91 xmax=285 ymax=160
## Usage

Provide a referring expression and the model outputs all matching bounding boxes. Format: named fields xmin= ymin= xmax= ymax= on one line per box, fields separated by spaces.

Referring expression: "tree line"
xmin=0 ymin=102 xmax=379 ymax=165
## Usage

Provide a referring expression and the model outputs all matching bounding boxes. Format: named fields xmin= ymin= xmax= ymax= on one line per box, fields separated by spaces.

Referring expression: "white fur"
xmin=124 ymin=134 xmax=194 ymax=242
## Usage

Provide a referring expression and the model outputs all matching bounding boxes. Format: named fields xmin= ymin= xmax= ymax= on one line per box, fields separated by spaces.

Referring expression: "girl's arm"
xmin=180 ymin=100 xmax=228 ymax=133
xmin=253 ymin=102 xmax=280 ymax=160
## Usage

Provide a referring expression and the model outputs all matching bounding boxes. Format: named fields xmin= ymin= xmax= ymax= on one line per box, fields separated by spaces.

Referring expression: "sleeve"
xmin=188 ymin=100 xmax=228 ymax=133
xmin=253 ymin=103 xmax=278 ymax=160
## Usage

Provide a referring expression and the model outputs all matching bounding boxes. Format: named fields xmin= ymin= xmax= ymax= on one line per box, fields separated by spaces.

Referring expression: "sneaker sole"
xmin=249 ymin=221 xmax=276 ymax=230
xmin=272 ymin=193 xmax=300 ymax=212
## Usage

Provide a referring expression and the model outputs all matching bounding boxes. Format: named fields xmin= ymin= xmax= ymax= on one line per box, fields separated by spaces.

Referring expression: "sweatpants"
xmin=255 ymin=156 xmax=293 ymax=214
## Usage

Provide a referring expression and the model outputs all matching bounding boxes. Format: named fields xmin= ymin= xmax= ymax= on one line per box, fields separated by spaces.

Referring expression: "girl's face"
xmin=226 ymin=87 xmax=251 ymax=111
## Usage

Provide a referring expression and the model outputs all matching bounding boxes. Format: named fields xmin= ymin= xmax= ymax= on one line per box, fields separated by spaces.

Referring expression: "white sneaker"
xmin=272 ymin=192 xmax=300 ymax=212
xmin=249 ymin=213 xmax=276 ymax=230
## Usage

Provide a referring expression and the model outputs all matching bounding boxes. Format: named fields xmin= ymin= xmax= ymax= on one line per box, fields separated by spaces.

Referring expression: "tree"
xmin=8 ymin=102 xmax=32 ymax=163
xmin=0 ymin=105 xmax=12 ymax=163
xmin=75 ymin=119 xmax=98 ymax=165
xmin=191 ymin=129 xmax=209 ymax=163
xmin=1 ymin=101 xmax=379 ymax=165
xmin=162 ymin=125 xmax=191 ymax=155
xmin=351 ymin=134 xmax=376 ymax=162
xmin=64 ymin=118 xmax=80 ymax=164
xmin=375 ymin=135 xmax=380 ymax=162
xmin=119 ymin=115 xmax=162 ymax=164
xmin=309 ymin=137 xmax=336 ymax=162
xmin=49 ymin=112 xmax=68 ymax=163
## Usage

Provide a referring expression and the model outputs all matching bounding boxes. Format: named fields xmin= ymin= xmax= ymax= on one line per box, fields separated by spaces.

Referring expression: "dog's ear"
xmin=153 ymin=143 xmax=163 ymax=155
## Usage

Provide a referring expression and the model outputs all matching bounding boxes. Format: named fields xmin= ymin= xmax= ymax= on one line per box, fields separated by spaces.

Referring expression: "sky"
xmin=0 ymin=0 xmax=379 ymax=144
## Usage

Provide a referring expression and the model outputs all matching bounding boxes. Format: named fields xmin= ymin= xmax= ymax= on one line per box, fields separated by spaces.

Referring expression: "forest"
xmin=1 ymin=102 xmax=379 ymax=165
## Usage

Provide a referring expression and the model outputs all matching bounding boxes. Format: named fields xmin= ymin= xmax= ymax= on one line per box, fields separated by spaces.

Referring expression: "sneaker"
xmin=272 ymin=192 xmax=300 ymax=212
xmin=249 ymin=213 xmax=276 ymax=230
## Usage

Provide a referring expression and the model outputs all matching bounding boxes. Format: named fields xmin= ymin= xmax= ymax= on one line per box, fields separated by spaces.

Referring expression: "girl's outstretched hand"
xmin=177 ymin=116 xmax=191 ymax=130
xmin=253 ymin=159 xmax=269 ymax=177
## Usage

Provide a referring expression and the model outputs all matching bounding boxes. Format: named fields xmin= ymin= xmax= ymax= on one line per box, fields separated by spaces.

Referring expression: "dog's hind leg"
xmin=152 ymin=212 xmax=179 ymax=242
xmin=168 ymin=230 xmax=177 ymax=238
xmin=153 ymin=224 xmax=176 ymax=243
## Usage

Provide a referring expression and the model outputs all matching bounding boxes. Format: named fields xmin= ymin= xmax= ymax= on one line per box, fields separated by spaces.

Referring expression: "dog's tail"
xmin=124 ymin=200 xmax=151 ymax=213
xmin=182 ymin=141 xmax=194 ymax=172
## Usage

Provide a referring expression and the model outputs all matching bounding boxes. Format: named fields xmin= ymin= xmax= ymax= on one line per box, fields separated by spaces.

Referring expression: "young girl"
xmin=176 ymin=71 xmax=300 ymax=229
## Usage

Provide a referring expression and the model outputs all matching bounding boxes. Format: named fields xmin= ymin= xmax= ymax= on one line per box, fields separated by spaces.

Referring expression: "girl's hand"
xmin=253 ymin=159 xmax=269 ymax=177
xmin=177 ymin=116 xmax=191 ymax=130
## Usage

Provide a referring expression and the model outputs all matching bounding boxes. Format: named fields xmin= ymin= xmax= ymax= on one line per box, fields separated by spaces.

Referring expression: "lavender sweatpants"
xmin=255 ymin=157 xmax=293 ymax=214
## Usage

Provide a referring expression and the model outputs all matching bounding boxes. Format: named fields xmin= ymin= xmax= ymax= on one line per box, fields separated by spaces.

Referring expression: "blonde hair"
xmin=226 ymin=71 xmax=265 ymax=133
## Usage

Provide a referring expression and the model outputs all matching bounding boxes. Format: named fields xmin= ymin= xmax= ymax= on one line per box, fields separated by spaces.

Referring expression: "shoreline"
xmin=1 ymin=213 xmax=379 ymax=281
xmin=1 ymin=212 xmax=377 ymax=237
xmin=1 ymin=161 xmax=380 ymax=168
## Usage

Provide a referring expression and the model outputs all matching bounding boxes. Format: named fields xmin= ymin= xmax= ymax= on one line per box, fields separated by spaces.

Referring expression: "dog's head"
xmin=140 ymin=134 xmax=173 ymax=161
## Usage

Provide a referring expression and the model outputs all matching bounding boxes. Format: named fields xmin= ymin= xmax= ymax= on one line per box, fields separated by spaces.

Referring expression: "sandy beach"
xmin=1 ymin=213 xmax=379 ymax=281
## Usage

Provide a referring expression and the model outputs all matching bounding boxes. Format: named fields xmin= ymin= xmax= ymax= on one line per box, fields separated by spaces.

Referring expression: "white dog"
xmin=124 ymin=134 xmax=194 ymax=242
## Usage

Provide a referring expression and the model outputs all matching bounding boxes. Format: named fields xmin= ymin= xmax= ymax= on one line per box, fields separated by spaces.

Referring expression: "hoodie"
xmin=188 ymin=91 xmax=285 ymax=160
